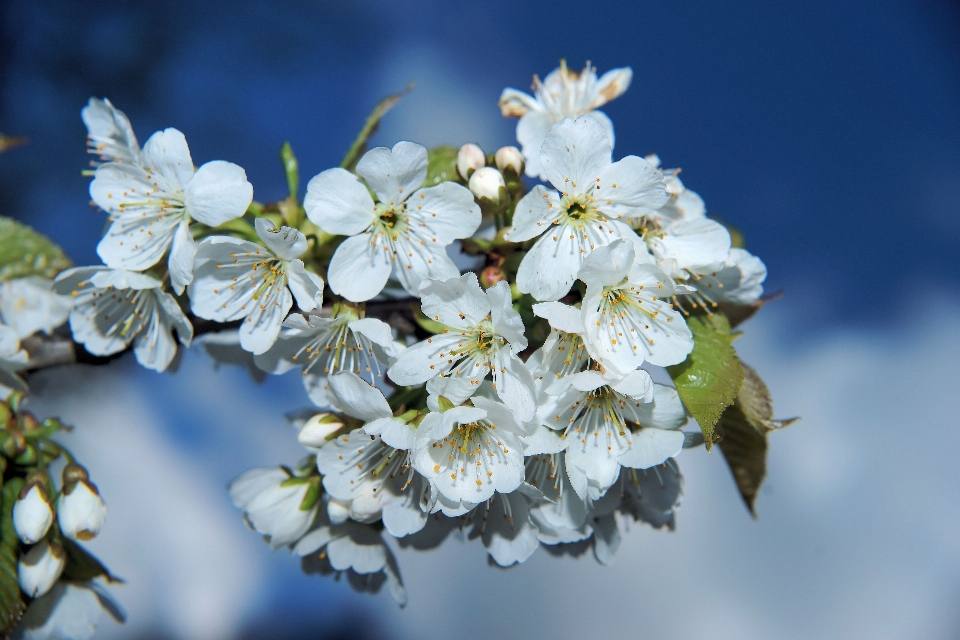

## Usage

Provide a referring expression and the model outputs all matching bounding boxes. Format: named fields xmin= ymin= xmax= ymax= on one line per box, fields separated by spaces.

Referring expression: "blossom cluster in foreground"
xmin=1 ymin=58 xmax=785 ymax=629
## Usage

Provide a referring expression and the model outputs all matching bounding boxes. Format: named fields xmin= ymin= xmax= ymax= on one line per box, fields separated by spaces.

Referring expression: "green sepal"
xmin=280 ymin=141 xmax=300 ymax=200
xmin=423 ymin=146 xmax=461 ymax=187
xmin=436 ymin=396 xmax=455 ymax=413
xmin=667 ymin=313 xmax=743 ymax=450
xmin=61 ymin=538 xmax=123 ymax=583
xmin=715 ymin=363 xmax=798 ymax=515
xmin=0 ymin=217 xmax=72 ymax=282
xmin=298 ymin=478 xmax=322 ymax=512
xmin=340 ymin=83 xmax=413 ymax=172
xmin=0 ymin=477 xmax=25 ymax=634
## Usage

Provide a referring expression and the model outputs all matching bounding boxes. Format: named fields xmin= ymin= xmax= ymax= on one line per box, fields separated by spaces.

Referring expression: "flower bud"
xmin=58 ymin=480 xmax=106 ymax=541
xmin=456 ymin=143 xmax=485 ymax=180
xmin=469 ymin=167 xmax=506 ymax=202
xmin=18 ymin=540 xmax=65 ymax=598
xmin=297 ymin=413 xmax=344 ymax=448
xmin=480 ymin=265 xmax=507 ymax=289
xmin=13 ymin=484 xmax=53 ymax=545
xmin=494 ymin=145 xmax=524 ymax=176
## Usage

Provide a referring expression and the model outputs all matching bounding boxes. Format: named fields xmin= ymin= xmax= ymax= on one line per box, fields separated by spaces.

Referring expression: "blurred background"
xmin=2 ymin=0 xmax=960 ymax=638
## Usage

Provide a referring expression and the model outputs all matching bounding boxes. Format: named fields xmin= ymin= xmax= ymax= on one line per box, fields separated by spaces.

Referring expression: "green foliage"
xmin=423 ymin=146 xmax=461 ymax=187
xmin=667 ymin=313 xmax=743 ymax=450
xmin=0 ymin=217 xmax=72 ymax=282
xmin=0 ymin=477 xmax=25 ymax=635
xmin=340 ymin=83 xmax=413 ymax=172
xmin=280 ymin=142 xmax=300 ymax=200
xmin=715 ymin=363 xmax=797 ymax=516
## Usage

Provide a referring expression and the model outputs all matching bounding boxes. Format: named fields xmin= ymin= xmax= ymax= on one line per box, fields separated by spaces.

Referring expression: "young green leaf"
xmin=667 ymin=313 xmax=743 ymax=450
xmin=0 ymin=477 xmax=26 ymax=635
xmin=340 ymin=83 xmax=413 ymax=172
xmin=422 ymin=146 xmax=461 ymax=187
xmin=279 ymin=141 xmax=300 ymax=200
xmin=0 ymin=217 xmax=72 ymax=282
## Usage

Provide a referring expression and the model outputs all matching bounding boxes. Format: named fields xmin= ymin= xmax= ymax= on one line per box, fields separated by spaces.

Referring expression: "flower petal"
xmin=254 ymin=218 xmax=307 ymax=261
xmin=327 ymin=371 xmax=392 ymax=421
xmin=304 ymin=167 xmax=376 ymax=235
xmin=595 ymin=155 xmax=668 ymax=220
xmin=408 ymin=182 xmax=481 ymax=245
xmin=184 ymin=161 xmax=253 ymax=226
xmin=504 ymin=185 xmax=561 ymax=242
xmin=168 ymin=220 xmax=196 ymax=295
xmin=532 ymin=301 xmax=584 ymax=334
xmin=141 ymin=128 xmax=194 ymax=190
xmin=419 ymin=272 xmax=490 ymax=328
xmin=540 ymin=117 xmax=611 ymax=195
xmin=286 ymin=260 xmax=324 ymax=311
xmin=326 ymin=233 xmax=392 ymax=302
xmin=487 ymin=281 xmax=526 ymax=350
xmin=617 ymin=429 xmax=684 ymax=469
xmin=355 ymin=142 xmax=427 ymax=205
xmin=238 ymin=278 xmax=291 ymax=354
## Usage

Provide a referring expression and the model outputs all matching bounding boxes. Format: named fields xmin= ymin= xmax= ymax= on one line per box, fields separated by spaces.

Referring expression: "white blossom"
xmin=0 ymin=278 xmax=71 ymax=339
xmin=468 ymin=167 xmax=506 ymax=202
xmin=91 ymin=128 xmax=253 ymax=293
xmin=254 ymin=313 xmax=398 ymax=407
xmin=462 ymin=484 xmax=542 ymax=566
xmin=456 ymin=143 xmax=485 ymax=179
xmin=388 ymin=273 xmax=537 ymax=421
xmin=54 ymin=267 xmax=192 ymax=372
xmin=190 ymin=218 xmax=324 ymax=355
xmin=228 ymin=466 xmax=319 ymax=550
xmin=682 ymin=248 xmax=768 ymax=309
xmin=411 ymin=397 xmax=526 ymax=508
xmin=18 ymin=541 xmax=65 ymax=598
xmin=304 ymin=141 xmax=481 ymax=301
xmin=505 ymin=116 xmax=667 ymax=302
xmin=642 ymin=154 xmax=706 ymax=224
xmin=499 ymin=61 xmax=632 ymax=180
xmin=578 ymin=239 xmax=693 ymax=374
xmin=81 ymin=97 xmax=141 ymax=166
xmin=12 ymin=580 xmax=125 ymax=640
xmin=13 ymin=485 xmax=53 ymax=545
xmin=58 ymin=481 xmax=107 ymax=541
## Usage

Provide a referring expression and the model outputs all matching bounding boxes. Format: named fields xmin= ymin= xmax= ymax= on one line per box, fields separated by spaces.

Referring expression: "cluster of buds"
xmin=0 ymin=392 xmax=115 ymax=634
xmin=457 ymin=143 xmax=525 ymax=227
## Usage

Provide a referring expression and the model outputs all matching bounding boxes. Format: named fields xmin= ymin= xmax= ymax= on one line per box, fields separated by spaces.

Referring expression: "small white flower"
xmin=412 ymin=397 xmax=526 ymax=507
xmin=13 ymin=485 xmax=53 ymax=545
xmin=682 ymin=248 xmax=768 ymax=309
xmin=578 ymin=239 xmax=693 ymax=374
xmin=18 ymin=540 xmax=65 ymax=598
xmin=254 ymin=312 xmax=397 ymax=407
xmin=81 ymin=97 xmax=141 ymax=166
xmin=0 ymin=278 xmax=71 ymax=339
xmin=462 ymin=485 xmax=542 ymax=566
xmin=228 ymin=467 xmax=319 ymax=550
xmin=524 ymin=448 xmax=592 ymax=545
xmin=456 ymin=143 xmax=485 ymax=179
xmin=0 ymin=324 xmax=28 ymax=393
xmin=304 ymin=141 xmax=481 ymax=302
xmin=91 ymin=128 xmax=253 ymax=293
xmin=468 ymin=167 xmax=505 ymax=202
xmin=58 ymin=481 xmax=107 ymax=542
xmin=499 ymin=61 xmax=632 ymax=180
xmin=54 ymin=267 xmax=193 ymax=373
xmin=494 ymin=145 xmax=524 ymax=176
xmin=190 ymin=218 xmax=324 ymax=355
xmin=13 ymin=580 xmax=125 ymax=640
xmin=505 ymin=116 xmax=667 ymax=302
xmin=388 ymin=273 xmax=537 ymax=421
xmin=643 ymin=154 xmax=706 ymax=224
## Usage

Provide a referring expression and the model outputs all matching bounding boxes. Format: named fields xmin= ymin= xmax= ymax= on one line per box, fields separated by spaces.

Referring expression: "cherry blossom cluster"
xmin=6 ymin=59 xmax=770 ymax=615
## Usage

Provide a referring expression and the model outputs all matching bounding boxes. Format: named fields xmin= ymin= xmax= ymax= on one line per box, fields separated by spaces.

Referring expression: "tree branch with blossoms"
xmin=0 ymin=59 xmax=796 ymax=633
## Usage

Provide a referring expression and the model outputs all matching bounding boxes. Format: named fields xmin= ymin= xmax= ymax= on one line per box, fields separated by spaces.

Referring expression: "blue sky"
xmin=2 ymin=1 xmax=960 ymax=638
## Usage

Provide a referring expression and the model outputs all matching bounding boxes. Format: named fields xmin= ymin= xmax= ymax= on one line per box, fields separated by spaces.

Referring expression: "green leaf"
xmin=279 ymin=142 xmax=300 ymax=200
xmin=667 ymin=313 xmax=743 ymax=450
xmin=0 ymin=217 xmax=72 ymax=282
xmin=340 ymin=83 xmax=413 ymax=172
xmin=0 ymin=477 xmax=25 ymax=635
xmin=422 ymin=146 xmax=461 ymax=187
xmin=61 ymin=538 xmax=123 ymax=583
xmin=716 ymin=363 xmax=798 ymax=516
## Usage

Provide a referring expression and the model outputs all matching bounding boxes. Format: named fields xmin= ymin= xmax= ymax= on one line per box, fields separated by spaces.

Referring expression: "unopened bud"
xmin=469 ymin=167 xmax=506 ymax=202
xmin=58 ymin=478 xmax=106 ymax=541
xmin=480 ymin=266 xmax=507 ymax=289
xmin=456 ymin=143 xmax=485 ymax=180
xmin=18 ymin=540 xmax=65 ymax=598
xmin=13 ymin=484 xmax=53 ymax=545
xmin=297 ymin=413 xmax=344 ymax=448
xmin=494 ymin=146 xmax=524 ymax=176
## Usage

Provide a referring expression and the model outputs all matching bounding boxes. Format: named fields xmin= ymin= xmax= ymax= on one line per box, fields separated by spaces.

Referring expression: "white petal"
xmin=87 ymin=269 xmax=160 ymax=290
xmin=168 ymin=220 xmax=196 ymax=295
xmin=409 ymin=182 xmax=481 ymax=244
xmin=516 ymin=110 xmax=557 ymax=180
xmin=387 ymin=333 xmax=460 ymax=386
xmin=348 ymin=317 xmax=398 ymax=357
xmin=618 ymin=429 xmax=684 ymax=469
xmin=254 ymin=218 xmax=307 ymax=260
xmin=425 ymin=376 xmax=477 ymax=408
xmin=303 ymin=168 xmax=376 ymax=235
xmin=188 ymin=236 xmax=265 ymax=321
xmin=487 ymin=281 xmax=526 ymax=350
xmin=540 ymin=117 xmax=611 ymax=194
xmin=286 ymin=260 xmax=324 ymax=311
xmin=595 ymin=155 xmax=668 ymax=219
xmin=327 ymin=371 xmax=392 ymax=421
xmin=132 ymin=301 xmax=178 ymax=372
xmin=184 ymin=161 xmax=253 ymax=226
xmin=238 ymin=280 xmax=291 ymax=354
xmin=327 ymin=233 xmax=391 ymax=302
xmin=141 ymin=128 xmax=194 ymax=189
xmin=521 ymin=425 xmax=566 ymax=455
xmin=532 ymin=301 xmax=584 ymax=334
xmin=611 ymin=369 xmax=654 ymax=401
xmin=498 ymin=87 xmax=539 ymax=117
xmin=475 ymin=492 xmax=539 ymax=567
xmin=392 ymin=241 xmax=460 ymax=298
xmin=654 ymin=218 xmax=731 ymax=271
xmin=0 ymin=278 xmax=70 ymax=339
xmin=419 ymin=272 xmax=489 ymax=328
xmin=491 ymin=351 xmax=537 ymax=423
xmin=504 ymin=185 xmax=561 ymax=242
xmin=82 ymin=96 xmax=140 ymax=164
xmin=625 ymin=384 xmax=686 ymax=430
xmin=577 ymin=238 xmax=635 ymax=288
xmin=589 ymin=67 xmax=633 ymax=109
xmin=355 ymin=142 xmax=428 ymax=205
xmin=363 ymin=417 xmax=415 ymax=450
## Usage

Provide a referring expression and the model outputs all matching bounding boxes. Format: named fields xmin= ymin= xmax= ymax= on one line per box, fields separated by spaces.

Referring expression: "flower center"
xmin=559 ymin=193 xmax=602 ymax=227
xmin=372 ymin=202 xmax=409 ymax=242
